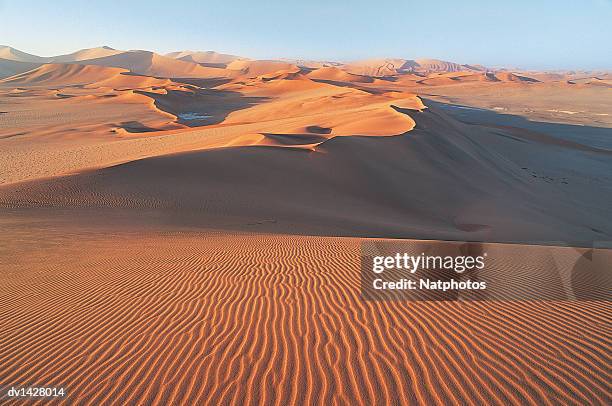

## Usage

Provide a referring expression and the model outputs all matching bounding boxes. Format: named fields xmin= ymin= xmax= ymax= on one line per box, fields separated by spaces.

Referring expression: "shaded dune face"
xmin=0 ymin=58 xmax=42 ymax=79
xmin=2 ymin=104 xmax=610 ymax=244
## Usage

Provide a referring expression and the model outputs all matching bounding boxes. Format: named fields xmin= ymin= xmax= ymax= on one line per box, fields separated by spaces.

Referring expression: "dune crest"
xmin=0 ymin=45 xmax=47 ymax=62
xmin=50 ymin=46 xmax=125 ymax=62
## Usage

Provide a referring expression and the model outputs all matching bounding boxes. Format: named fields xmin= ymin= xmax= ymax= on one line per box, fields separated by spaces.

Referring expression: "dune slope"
xmin=0 ymin=218 xmax=609 ymax=405
xmin=1 ymin=103 xmax=610 ymax=244
xmin=0 ymin=58 xmax=42 ymax=79
xmin=0 ymin=64 xmax=132 ymax=87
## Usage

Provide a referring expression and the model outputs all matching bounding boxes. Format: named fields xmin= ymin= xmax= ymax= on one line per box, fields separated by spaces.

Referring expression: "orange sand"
xmin=0 ymin=218 xmax=610 ymax=405
xmin=1 ymin=46 xmax=611 ymax=405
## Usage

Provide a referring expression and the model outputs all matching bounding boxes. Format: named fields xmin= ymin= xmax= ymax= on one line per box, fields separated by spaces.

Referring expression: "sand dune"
xmin=2 ymin=102 xmax=610 ymax=244
xmin=0 ymin=74 xmax=422 ymax=184
xmin=416 ymin=75 xmax=460 ymax=86
xmin=307 ymin=66 xmax=375 ymax=83
xmin=567 ymin=77 xmax=612 ymax=87
xmin=342 ymin=58 xmax=484 ymax=76
xmin=0 ymin=45 xmax=124 ymax=64
xmin=493 ymin=72 xmax=539 ymax=82
xmin=0 ymin=74 xmax=184 ymax=183
xmin=417 ymin=71 xmax=539 ymax=85
xmin=226 ymin=59 xmax=300 ymax=77
xmin=342 ymin=58 xmax=410 ymax=76
xmin=284 ymin=59 xmax=342 ymax=69
xmin=0 ymin=216 xmax=610 ymax=405
xmin=0 ymin=58 xmax=42 ymax=79
xmin=218 ymin=76 xmax=420 ymax=136
xmin=166 ymin=50 xmax=243 ymax=67
xmin=67 ymin=50 xmax=235 ymax=78
xmin=1 ymin=44 xmax=611 ymax=405
xmin=0 ymin=64 xmax=134 ymax=87
xmin=411 ymin=80 xmax=612 ymax=128
xmin=414 ymin=58 xmax=480 ymax=73
xmin=50 ymin=46 xmax=125 ymax=63
xmin=2 ymin=62 xmax=610 ymax=240
xmin=0 ymin=45 xmax=47 ymax=62
xmin=90 ymin=73 xmax=172 ymax=90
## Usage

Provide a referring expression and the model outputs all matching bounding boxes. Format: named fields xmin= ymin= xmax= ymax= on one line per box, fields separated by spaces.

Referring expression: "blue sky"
xmin=1 ymin=0 xmax=610 ymax=69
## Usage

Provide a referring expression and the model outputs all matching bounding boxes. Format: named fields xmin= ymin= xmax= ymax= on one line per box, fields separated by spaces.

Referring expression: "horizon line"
xmin=2 ymin=44 xmax=610 ymax=73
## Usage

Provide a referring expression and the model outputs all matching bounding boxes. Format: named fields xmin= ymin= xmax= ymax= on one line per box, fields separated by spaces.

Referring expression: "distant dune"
xmin=0 ymin=63 xmax=179 ymax=92
xmin=166 ymin=50 xmax=243 ymax=67
xmin=342 ymin=58 xmax=411 ymax=76
xmin=62 ymin=50 xmax=235 ymax=78
xmin=414 ymin=58 xmax=475 ymax=72
xmin=416 ymin=71 xmax=540 ymax=85
xmin=225 ymin=59 xmax=299 ymax=77
xmin=0 ymin=45 xmax=124 ymax=64
xmin=0 ymin=64 xmax=132 ymax=86
xmin=493 ymin=71 xmax=539 ymax=82
xmin=0 ymin=45 xmax=47 ymax=62
xmin=341 ymin=58 xmax=485 ymax=77
xmin=307 ymin=66 xmax=374 ymax=83
xmin=0 ymin=58 xmax=41 ymax=79
xmin=50 ymin=46 xmax=125 ymax=63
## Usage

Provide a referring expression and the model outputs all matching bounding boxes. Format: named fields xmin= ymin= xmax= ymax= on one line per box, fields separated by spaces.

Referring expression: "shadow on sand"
xmin=136 ymin=87 xmax=269 ymax=127
xmin=424 ymin=99 xmax=612 ymax=151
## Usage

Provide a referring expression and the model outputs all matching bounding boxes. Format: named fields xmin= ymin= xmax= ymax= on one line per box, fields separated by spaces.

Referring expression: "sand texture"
xmin=0 ymin=215 xmax=610 ymax=405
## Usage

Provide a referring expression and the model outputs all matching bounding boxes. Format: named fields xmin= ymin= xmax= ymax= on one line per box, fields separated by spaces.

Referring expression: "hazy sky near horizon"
xmin=1 ymin=0 xmax=610 ymax=70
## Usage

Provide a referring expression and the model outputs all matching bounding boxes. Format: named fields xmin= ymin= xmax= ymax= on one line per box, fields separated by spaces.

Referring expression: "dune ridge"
xmin=50 ymin=46 xmax=124 ymax=63
xmin=0 ymin=45 xmax=47 ymax=63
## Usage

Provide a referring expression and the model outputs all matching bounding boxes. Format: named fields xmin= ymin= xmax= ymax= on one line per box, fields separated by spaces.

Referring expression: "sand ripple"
xmin=0 ymin=226 xmax=609 ymax=405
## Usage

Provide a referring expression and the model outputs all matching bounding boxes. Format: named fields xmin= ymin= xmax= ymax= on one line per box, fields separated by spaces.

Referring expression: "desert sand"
xmin=0 ymin=46 xmax=611 ymax=404
xmin=0 ymin=212 xmax=610 ymax=405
